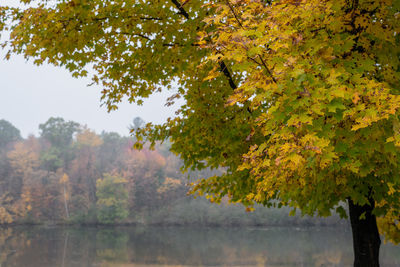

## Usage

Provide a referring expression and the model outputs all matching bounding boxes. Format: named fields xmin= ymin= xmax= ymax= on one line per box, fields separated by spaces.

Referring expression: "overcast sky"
xmin=0 ymin=1 xmax=181 ymax=138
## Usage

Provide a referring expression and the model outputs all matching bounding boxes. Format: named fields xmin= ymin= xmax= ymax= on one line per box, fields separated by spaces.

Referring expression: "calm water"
xmin=0 ymin=226 xmax=399 ymax=267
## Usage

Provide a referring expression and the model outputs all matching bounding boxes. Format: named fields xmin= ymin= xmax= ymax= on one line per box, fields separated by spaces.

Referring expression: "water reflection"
xmin=0 ymin=226 xmax=399 ymax=266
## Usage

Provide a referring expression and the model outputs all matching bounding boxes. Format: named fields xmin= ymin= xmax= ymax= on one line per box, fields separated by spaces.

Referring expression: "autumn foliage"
xmin=0 ymin=118 xmax=187 ymax=224
xmin=1 ymin=0 xmax=400 ymax=264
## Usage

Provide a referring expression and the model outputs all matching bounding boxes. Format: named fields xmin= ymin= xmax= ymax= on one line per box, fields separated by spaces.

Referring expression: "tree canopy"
xmin=1 ymin=0 xmax=400 ymax=249
xmin=39 ymin=117 xmax=80 ymax=148
xmin=0 ymin=119 xmax=21 ymax=150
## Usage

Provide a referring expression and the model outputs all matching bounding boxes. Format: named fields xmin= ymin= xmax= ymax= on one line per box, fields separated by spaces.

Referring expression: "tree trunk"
xmin=63 ymin=185 xmax=70 ymax=219
xmin=348 ymin=198 xmax=381 ymax=267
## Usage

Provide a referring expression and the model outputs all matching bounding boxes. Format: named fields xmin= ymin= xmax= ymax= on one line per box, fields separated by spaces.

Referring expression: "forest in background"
xmin=0 ymin=117 xmax=345 ymax=226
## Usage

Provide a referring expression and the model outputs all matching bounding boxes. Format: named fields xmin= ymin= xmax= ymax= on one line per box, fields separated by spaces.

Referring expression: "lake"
xmin=0 ymin=226 xmax=399 ymax=266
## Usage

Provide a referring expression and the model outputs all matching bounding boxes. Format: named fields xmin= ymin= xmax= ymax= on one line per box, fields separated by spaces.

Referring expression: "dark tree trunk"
xmin=348 ymin=198 xmax=381 ymax=267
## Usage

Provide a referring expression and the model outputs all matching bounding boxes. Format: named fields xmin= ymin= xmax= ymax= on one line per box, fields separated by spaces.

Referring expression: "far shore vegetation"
xmin=0 ymin=117 xmax=345 ymax=227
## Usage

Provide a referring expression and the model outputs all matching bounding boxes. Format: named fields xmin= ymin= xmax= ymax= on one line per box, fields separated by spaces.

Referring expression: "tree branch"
xmin=225 ymin=0 xmax=243 ymax=29
xmin=171 ymin=0 xmax=190 ymax=19
xmin=170 ymin=0 xmax=238 ymax=91
xmin=247 ymin=56 xmax=277 ymax=84
xmin=92 ymin=16 xmax=163 ymax=22
xmin=258 ymin=55 xmax=277 ymax=84
xmin=114 ymin=31 xmax=151 ymax=40
xmin=113 ymin=31 xmax=200 ymax=47
xmin=219 ymin=61 xmax=237 ymax=89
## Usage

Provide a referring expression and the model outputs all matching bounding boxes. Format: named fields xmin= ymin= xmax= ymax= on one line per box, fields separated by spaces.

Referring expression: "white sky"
xmin=0 ymin=0 xmax=182 ymax=138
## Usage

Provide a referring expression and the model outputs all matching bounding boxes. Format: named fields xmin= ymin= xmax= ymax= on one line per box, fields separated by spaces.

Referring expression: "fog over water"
xmin=1 ymin=226 xmax=399 ymax=267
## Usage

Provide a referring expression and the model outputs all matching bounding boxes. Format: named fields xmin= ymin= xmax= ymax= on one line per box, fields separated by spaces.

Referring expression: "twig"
xmin=225 ymin=0 xmax=243 ymax=29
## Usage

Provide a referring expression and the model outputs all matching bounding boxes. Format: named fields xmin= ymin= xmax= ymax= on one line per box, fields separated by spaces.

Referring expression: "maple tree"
xmin=72 ymin=127 xmax=103 ymax=203
xmin=4 ymin=141 xmax=39 ymax=222
xmin=1 ymin=0 xmax=400 ymax=265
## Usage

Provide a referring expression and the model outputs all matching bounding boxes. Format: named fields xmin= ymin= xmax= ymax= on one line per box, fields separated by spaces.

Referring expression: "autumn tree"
xmin=97 ymin=131 xmax=127 ymax=174
xmin=59 ymin=173 xmax=70 ymax=219
xmin=30 ymin=170 xmax=65 ymax=221
xmin=1 ymin=1 xmax=400 ymax=266
xmin=96 ymin=174 xmax=129 ymax=224
xmin=4 ymin=141 xmax=40 ymax=222
xmin=68 ymin=128 xmax=103 ymax=217
xmin=73 ymin=127 xmax=103 ymax=203
xmin=133 ymin=149 xmax=167 ymax=211
xmin=7 ymin=142 xmax=39 ymax=197
xmin=157 ymin=177 xmax=185 ymax=205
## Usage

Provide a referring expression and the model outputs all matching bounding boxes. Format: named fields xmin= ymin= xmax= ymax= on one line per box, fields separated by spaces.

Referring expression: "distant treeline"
xmin=0 ymin=117 xmax=346 ymax=226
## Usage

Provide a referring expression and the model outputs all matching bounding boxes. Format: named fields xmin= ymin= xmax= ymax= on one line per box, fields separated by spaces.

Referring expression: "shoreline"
xmin=0 ymin=220 xmax=350 ymax=228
